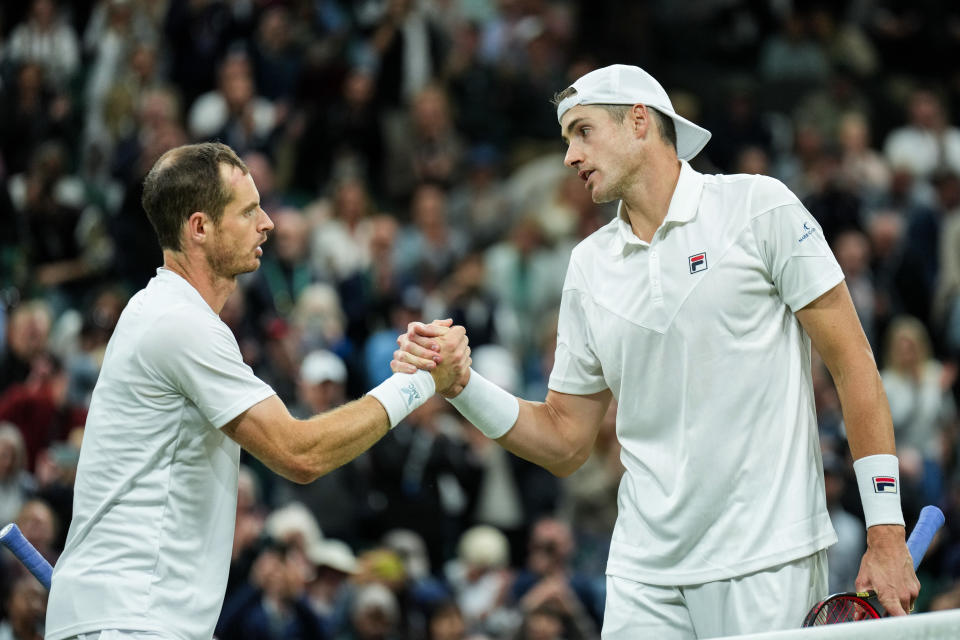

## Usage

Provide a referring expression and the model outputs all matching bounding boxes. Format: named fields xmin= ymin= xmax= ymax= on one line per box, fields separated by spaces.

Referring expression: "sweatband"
xmin=447 ymin=369 xmax=519 ymax=439
xmin=367 ymin=371 xmax=435 ymax=428
xmin=853 ymin=454 xmax=905 ymax=528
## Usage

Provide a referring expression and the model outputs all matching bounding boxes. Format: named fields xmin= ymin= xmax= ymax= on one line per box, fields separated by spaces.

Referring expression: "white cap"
xmin=300 ymin=349 xmax=347 ymax=385
xmin=307 ymin=538 xmax=359 ymax=574
xmin=556 ymin=64 xmax=711 ymax=161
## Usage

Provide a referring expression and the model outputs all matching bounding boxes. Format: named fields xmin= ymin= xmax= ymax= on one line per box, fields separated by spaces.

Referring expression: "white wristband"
xmin=447 ymin=368 xmax=519 ymax=439
xmin=853 ymin=454 xmax=905 ymax=528
xmin=367 ymin=371 xmax=435 ymax=429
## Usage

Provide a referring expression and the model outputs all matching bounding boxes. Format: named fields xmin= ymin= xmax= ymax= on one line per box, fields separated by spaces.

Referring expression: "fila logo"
xmin=688 ymin=252 xmax=707 ymax=274
xmin=872 ymin=476 xmax=897 ymax=494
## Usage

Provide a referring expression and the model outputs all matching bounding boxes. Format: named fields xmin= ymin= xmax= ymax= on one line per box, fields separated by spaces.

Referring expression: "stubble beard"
xmin=208 ymin=237 xmax=259 ymax=279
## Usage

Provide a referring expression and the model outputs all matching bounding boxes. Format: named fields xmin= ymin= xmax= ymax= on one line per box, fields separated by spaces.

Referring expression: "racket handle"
xmin=0 ymin=523 xmax=53 ymax=590
xmin=906 ymin=505 xmax=945 ymax=570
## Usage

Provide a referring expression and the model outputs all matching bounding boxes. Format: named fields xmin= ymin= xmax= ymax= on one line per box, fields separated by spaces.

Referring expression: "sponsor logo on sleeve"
xmin=798 ymin=221 xmax=819 ymax=243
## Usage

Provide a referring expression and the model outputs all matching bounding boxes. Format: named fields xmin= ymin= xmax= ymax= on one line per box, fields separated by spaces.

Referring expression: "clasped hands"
xmin=393 ymin=319 xmax=471 ymax=397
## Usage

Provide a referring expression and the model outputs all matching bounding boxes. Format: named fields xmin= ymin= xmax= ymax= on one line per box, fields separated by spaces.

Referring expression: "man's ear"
xmin=185 ymin=211 xmax=209 ymax=244
xmin=631 ymin=104 xmax=651 ymax=139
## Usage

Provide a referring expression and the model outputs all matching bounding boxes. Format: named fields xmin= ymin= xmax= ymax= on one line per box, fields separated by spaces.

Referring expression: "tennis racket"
xmin=801 ymin=504 xmax=945 ymax=626
xmin=0 ymin=522 xmax=53 ymax=589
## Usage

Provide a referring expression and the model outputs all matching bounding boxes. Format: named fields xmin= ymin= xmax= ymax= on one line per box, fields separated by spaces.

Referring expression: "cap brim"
xmin=670 ymin=113 xmax=711 ymax=161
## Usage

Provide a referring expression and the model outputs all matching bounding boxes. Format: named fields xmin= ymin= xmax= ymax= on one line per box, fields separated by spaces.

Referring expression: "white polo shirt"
xmin=549 ymin=161 xmax=842 ymax=586
xmin=46 ymin=269 xmax=276 ymax=640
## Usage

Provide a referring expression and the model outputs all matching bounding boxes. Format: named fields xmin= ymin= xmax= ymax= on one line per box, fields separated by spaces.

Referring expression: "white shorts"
xmin=602 ymin=550 xmax=828 ymax=639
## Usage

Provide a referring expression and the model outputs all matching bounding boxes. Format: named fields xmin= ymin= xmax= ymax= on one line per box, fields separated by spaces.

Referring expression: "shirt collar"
xmin=608 ymin=160 xmax=705 ymax=255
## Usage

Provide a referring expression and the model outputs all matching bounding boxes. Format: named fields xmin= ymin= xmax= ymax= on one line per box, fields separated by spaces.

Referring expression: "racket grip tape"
xmin=906 ymin=505 xmax=945 ymax=571
xmin=0 ymin=523 xmax=53 ymax=590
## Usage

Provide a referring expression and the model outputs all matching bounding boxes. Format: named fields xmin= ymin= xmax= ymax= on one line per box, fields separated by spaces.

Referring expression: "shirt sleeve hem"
xmin=785 ymin=267 xmax=845 ymax=312
xmin=210 ymin=387 xmax=277 ymax=429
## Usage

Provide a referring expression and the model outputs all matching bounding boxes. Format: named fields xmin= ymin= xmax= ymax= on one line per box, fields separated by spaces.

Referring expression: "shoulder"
xmin=565 ymin=220 xmax=618 ymax=285
xmin=571 ymin=218 xmax=618 ymax=262
xmin=705 ymin=172 xmax=800 ymax=215
xmin=138 ymin=298 xmax=230 ymax=362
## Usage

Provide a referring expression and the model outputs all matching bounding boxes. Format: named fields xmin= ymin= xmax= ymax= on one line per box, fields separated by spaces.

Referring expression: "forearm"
xmin=832 ymin=355 xmax=896 ymax=460
xmin=227 ymin=394 xmax=393 ymax=484
xmin=498 ymin=399 xmax=594 ymax=477
xmin=286 ymin=397 xmax=391 ymax=482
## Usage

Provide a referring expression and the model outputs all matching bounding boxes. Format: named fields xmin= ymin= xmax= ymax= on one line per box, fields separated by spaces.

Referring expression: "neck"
xmin=620 ymin=154 xmax=682 ymax=243
xmin=162 ymin=251 xmax=236 ymax=314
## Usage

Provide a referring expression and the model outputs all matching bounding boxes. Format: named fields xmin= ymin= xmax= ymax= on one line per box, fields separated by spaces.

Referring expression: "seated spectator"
xmin=0 ymin=574 xmax=47 ymax=640
xmin=445 ymin=524 xmax=515 ymax=637
xmin=4 ymin=0 xmax=80 ymax=87
xmin=884 ymin=88 xmax=960 ymax=182
xmin=188 ymin=51 xmax=277 ymax=155
xmin=305 ymin=537 xmax=359 ymax=636
xmin=336 ymin=582 xmax=401 ymax=640
xmin=509 ymin=518 xmax=602 ymax=633
xmin=0 ymin=353 xmax=86 ymax=473
xmin=216 ymin=538 xmax=324 ymax=640
xmin=0 ymin=300 xmax=52 ymax=392
xmin=881 ymin=316 xmax=957 ymax=509
xmin=0 ymin=422 xmax=36 ymax=526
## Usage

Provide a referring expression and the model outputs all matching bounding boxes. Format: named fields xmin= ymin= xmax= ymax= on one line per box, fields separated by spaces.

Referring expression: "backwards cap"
xmin=556 ymin=64 xmax=711 ymax=161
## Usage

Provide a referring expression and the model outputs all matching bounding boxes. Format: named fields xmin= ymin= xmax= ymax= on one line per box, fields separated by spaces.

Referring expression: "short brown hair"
xmin=141 ymin=142 xmax=248 ymax=251
xmin=551 ymin=87 xmax=677 ymax=150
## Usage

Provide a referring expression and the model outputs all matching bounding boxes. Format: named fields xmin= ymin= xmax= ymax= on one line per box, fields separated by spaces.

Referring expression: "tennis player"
xmin=44 ymin=142 xmax=470 ymax=640
xmin=394 ymin=65 xmax=919 ymax=637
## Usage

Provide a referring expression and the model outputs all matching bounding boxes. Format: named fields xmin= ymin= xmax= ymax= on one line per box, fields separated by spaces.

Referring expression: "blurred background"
xmin=2 ymin=1 xmax=960 ymax=638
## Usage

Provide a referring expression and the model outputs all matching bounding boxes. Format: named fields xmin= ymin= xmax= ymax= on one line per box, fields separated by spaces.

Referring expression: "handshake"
xmin=391 ymin=318 xmax=472 ymax=397
xmin=374 ymin=318 xmax=519 ymax=442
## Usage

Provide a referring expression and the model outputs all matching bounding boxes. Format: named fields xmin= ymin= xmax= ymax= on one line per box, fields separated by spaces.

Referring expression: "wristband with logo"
xmin=852 ymin=454 xmax=905 ymax=528
xmin=367 ymin=371 xmax=435 ymax=428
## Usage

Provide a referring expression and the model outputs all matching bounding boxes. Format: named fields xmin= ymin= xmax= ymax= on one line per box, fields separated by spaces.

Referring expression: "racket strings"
xmin=808 ymin=596 xmax=880 ymax=625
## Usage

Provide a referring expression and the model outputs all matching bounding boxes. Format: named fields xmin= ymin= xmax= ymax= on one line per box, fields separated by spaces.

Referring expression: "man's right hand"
xmin=393 ymin=320 xmax=471 ymax=397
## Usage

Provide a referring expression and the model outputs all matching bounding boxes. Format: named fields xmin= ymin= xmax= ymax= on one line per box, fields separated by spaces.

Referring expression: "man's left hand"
xmin=855 ymin=524 xmax=920 ymax=616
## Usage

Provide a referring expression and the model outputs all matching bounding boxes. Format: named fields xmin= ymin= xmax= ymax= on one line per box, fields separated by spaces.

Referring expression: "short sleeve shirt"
xmin=550 ymin=162 xmax=842 ymax=585
xmin=47 ymin=269 xmax=275 ymax=640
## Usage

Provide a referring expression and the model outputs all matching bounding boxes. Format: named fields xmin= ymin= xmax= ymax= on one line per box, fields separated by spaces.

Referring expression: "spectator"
xmin=0 ymin=353 xmax=87 ymax=473
xmin=4 ymin=0 xmax=80 ymax=87
xmin=245 ymin=208 xmax=319 ymax=328
xmin=884 ymin=89 xmax=960 ymax=182
xmin=216 ymin=538 xmax=325 ymax=640
xmin=0 ymin=61 xmax=74 ymax=177
xmin=445 ymin=525 xmax=515 ymax=637
xmin=508 ymin=518 xmax=602 ymax=633
xmin=0 ymin=300 xmax=52 ymax=392
xmin=383 ymin=86 xmax=465 ymax=205
xmin=0 ymin=574 xmax=47 ymax=640
xmin=0 ymin=422 xmax=36 ymax=527
xmin=188 ymin=51 xmax=278 ymax=155
xmin=337 ymin=582 xmax=401 ymax=640
xmin=881 ymin=316 xmax=957 ymax=508
xmin=837 ymin=111 xmax=891 ymax=206
xmin=310 ymin=178 xmax=377 ymax=283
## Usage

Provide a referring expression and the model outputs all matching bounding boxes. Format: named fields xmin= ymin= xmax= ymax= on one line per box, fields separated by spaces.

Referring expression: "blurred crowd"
xmin=2 ymin=0 xmax=960 ymax=638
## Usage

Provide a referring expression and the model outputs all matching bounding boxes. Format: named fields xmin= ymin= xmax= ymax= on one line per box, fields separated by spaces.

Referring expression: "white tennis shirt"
xmin=549 ymin=161 xmax=842 ymax=585
xmin=47 ymin=268 xmax=275 ymax=640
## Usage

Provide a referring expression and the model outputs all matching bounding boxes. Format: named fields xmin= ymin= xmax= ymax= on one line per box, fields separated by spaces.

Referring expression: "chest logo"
xmin=688 ymin=252 xmax=708 ymax=274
